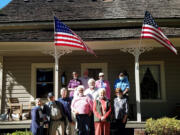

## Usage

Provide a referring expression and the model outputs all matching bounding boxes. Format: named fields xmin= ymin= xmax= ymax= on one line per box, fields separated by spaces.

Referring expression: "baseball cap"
xmin=99 ymin=72 xmax=104 ymax=77
xmin=47 ymin=92 xmax=54 ymax=98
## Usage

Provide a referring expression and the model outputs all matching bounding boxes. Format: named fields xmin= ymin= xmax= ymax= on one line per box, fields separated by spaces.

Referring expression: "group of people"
xmin=30 ymin=71 xmax=130 ymax=135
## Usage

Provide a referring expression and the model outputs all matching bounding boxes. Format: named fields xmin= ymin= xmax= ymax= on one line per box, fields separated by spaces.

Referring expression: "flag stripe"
xmin=54 ymin=43 xmax=85 ymax=49
xmin=55 ymin=38 xmax=83 ymax=45
xmin=55 ymin=32 xmax=80 ymax=41
xmin=55 ymin=41 xmax=84 ymax=48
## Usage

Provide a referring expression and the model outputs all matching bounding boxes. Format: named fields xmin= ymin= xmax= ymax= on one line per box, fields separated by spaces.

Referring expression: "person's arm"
xmin=66 ymin=99 xmax=73 ymax=122
xmin=31 ymin=108 xmax=39 ymax=127
xmin=106 ymin=81 xmax=111 ymax=99
xmin=95 ymin=81 xmax=99 ymax=88
xmin=102 ymin=104 xmax=111 ymax=120
xmin=56 ymin=101 xmax=66 ymax=120
xmin=87 ymin=96 xmax=93 ymax=115
xmin=123 ymin=88 xmax=129 ymax=95
xmin=71 ymin=99 xmax=78 ymax=115
xmin=68 ymin=80 xmax=74 ymax=91
xmin=93 ymin=100 xmax=102 ymax=120
xmin=114 ymin=79 xmax=118 ymax=90
xmin=123 ymin=79 xmax=130 ymax=95
xmin=123 ymin=99 xmax=128 ymax=123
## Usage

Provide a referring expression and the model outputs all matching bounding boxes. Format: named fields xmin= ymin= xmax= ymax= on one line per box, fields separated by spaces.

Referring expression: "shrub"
xmin=11 ymin=131 xmax=32 ymax=135
xmin=145 ymin=117 xmax=180 ymax=135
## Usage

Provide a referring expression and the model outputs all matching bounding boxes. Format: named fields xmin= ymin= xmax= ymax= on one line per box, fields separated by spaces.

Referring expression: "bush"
xmin=145 ymin=117 xmax=180 ymax=135
xmin=11 ymin=131 xmax=32 ymax=135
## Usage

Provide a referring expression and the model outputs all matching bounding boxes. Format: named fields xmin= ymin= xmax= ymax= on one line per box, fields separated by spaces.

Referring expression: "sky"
xmin=0 ymin=0 xmax=12 ymax=9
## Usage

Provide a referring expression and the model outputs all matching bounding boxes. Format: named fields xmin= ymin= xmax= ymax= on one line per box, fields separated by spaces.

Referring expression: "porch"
xmin=0 ymin=120 xmax=145 ymax=135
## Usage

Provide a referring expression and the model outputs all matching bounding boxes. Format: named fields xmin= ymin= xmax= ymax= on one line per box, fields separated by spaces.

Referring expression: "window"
xmin=31 ymin=63 xmax=54 ymax=99
xmin=139 ymin=61 xmax=166 ymax=101
xmin=81 ymin=63 xmax=108 ymax=80
xmin=36 ymin=68 xmax=53 ymax=98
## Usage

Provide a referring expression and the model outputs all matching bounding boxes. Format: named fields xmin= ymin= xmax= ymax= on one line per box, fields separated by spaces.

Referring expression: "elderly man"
xmin=58 ymin=88 xmax=75 ymax=135
xmin=84 ymin=78 xmax=99 ymax=135
xmin=84 ymin=78 xmax=99 ymax=101
xmin=71 ymin=85 xmax=93 ymax=135
xmin=43 ymin=92 xmax=66 ymax=135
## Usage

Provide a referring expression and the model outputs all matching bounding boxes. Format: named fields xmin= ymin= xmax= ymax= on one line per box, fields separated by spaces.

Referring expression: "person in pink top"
xmin=71 ymin=85 xmax=93 ymax=135
xmin=95 ymin=72 xmax=111 ymax=99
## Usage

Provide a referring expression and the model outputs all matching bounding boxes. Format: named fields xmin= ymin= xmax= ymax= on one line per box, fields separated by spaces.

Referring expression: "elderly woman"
xmin=71 ymin=85 xmax=93 ymax=135
xmin=114 ymin=88 xmax=128 ymax=134
xmin=68 ymin=72 xmax=82 ymax=98
xmin=30 ymin=98 xmax=45 ymax=135
xmin=93 ymin=88 xmax=111 ymax=135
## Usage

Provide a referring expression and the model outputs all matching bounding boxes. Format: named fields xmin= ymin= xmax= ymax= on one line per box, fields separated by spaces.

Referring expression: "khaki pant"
xmin=66 ymin=119 xmax=75 ymax=135
xmin=49 ymin=120 xmax=65 ymax=135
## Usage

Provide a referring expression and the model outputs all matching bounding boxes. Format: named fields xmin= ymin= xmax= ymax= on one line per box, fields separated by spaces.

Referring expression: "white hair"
xmin=35 ymin=98 xmax=41 ymax=104
xmin=98 ymin=88 xmax=106 ymax=94
xmin=60 ymin=87 xmax=67 ymax=93
xmin=77 ymin=85 xmax=85 ymax=91
xmin=88 ymin=78 xmax=95 ymax=85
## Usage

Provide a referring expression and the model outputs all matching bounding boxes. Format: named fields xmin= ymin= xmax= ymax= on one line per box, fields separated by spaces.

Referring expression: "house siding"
xmin=1 ymin=48 xmax=180 ymax=119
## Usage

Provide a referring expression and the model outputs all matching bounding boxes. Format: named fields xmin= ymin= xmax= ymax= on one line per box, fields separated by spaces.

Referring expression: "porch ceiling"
xmin=0 ymin=38 xmax=179 ymax=56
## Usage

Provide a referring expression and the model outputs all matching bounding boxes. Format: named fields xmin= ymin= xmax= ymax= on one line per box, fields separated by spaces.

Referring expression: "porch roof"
xmin=0 ymin=38 xmax=179 ymax=56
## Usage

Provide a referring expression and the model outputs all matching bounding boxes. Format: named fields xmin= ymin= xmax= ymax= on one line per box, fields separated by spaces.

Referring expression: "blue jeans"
xmin=76 ymin=114 xmax=90 ymax=135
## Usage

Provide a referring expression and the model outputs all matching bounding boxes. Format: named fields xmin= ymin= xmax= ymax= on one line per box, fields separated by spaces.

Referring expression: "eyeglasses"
xmin=99 ymin=75 xmax=104 ymax=77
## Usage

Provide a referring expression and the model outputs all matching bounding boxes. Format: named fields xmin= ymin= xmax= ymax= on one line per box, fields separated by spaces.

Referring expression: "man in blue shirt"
xmin=58 ymin=88 xmax=75 ymax=135
xmin=114 ymin=72 xmax=130 ymax=98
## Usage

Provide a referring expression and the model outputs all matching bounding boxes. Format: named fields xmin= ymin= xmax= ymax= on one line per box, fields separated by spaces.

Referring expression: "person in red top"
xmin=93 ymin=88 xmax=111 ymax=135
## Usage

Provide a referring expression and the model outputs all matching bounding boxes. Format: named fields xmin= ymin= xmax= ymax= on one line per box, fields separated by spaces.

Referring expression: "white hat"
xmin=99 ymin=72 xmax=104 ymax=77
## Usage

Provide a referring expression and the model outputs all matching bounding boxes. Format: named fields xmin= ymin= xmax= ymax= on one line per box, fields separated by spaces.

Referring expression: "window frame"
xmin=139 ymin=61 xmax=166 ymax=102
xmin=31 ymin=63 xmax=54 ymax=100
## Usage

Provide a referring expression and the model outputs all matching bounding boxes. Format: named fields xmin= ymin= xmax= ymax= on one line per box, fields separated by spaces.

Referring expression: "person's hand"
xmin=74 ymin=110 xmax=79 ymax=115
xmin=122 ymin=118 xmax=127 ymax=123
xmin=71 ymin=121 xmax=75 ymax=125
xmin=88 ymin=112 xmax=92 ymax=116
xmin=101 ymin=116 xmax=105 ymax=121
xmin=123 ymin=91 xmax=126 ymax=95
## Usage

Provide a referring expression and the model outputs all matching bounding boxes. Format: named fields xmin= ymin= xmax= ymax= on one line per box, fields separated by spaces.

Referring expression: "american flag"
xmin=54 ymin=16 xmax=96 ymax=55
xmin=141 ymin=11 xmax=177 ymax=55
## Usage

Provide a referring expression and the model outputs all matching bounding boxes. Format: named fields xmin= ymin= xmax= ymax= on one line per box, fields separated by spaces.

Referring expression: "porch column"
xmin=42 ymin=46 xmax=72 ymax=99
xmin=120 ymin=47 xmax=153 ymax=122
xmin=134 ymin=48 xmax=141 ymax=122
xmin=0 ymin=56 xmax=3 ymax=114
